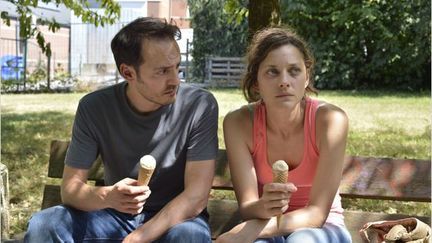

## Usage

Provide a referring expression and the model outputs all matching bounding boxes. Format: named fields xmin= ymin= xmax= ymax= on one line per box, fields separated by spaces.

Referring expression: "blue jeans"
xmin=24 ymin=205 xmax=211 ymax=243
xmin=255 ymin=223 xmax=352 ymax=243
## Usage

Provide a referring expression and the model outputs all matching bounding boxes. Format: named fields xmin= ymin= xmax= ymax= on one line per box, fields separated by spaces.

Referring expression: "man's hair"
xmin=111 ymin=17 xmax=181 ymax=72
xmin=242 ymin=26 xmax=317 ymax=103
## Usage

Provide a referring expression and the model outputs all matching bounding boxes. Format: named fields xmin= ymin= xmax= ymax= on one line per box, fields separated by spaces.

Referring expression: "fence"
xmin=0 ymin=20 xmax=193 ymax=92
xmin=205 ymin=57 xmax=245 ymax=87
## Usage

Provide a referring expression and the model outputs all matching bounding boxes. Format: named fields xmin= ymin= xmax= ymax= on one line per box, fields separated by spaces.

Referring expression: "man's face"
xmin=124 ymin=38 xmax=181 ymax=113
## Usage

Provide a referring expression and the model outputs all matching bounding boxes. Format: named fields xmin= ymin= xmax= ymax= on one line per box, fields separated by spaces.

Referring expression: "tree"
xmin=188 ymin=0 xmax=248 ymax=81
xmin=281 ymin=0 xmax=431 ymax=90
xmin=248 ymin=0 xmax=281 ymax=39
xmin=224 ymin=0 xmax=282 ymax=40
xmin=1 ymin=0 xmax=121 ymax=57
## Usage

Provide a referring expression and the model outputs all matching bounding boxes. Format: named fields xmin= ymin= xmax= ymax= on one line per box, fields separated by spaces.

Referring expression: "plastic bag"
xmin=359 ymin=218 xmax=431 ymax=243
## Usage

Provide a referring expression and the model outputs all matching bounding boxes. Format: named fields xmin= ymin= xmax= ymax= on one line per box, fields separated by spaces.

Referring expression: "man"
xmin=25 ymin=17 xmax=218 ymax=243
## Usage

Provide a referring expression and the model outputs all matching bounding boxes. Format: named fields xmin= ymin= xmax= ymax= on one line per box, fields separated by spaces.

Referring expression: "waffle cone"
xmin=272 ymin=170 xmax=288 ymax=183
xmin=272 ymin=162 xmax=289 ymax=229
xmin=138 ymin=167 xmax=154 ymax=186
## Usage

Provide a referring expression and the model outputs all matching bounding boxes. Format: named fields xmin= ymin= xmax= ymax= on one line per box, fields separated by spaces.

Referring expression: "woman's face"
xmin=256 ymin=44 xmax=309 ymax=108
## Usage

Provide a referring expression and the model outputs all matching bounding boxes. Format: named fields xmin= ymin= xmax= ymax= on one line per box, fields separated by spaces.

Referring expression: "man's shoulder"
xmin=80 ymin=82 xmax=124 ymax=105
xmin=179 ymin=83 xmax=211 ymax=95
xmin=178 ymin=83 xmax=217 ymax=104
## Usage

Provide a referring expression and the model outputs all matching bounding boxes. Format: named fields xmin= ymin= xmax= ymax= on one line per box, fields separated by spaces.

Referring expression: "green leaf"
xmin=1 ymin=11 xmax=11 ymax=26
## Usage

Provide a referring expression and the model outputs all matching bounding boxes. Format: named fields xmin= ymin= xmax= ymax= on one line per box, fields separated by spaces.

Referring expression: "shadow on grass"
xmin=1 ymin=111 xmax=75 ymax=235
xmin=320 ymin=90 xmax=430 ymax=98
xmin=347 ymin=125 xmax=431 ymax=159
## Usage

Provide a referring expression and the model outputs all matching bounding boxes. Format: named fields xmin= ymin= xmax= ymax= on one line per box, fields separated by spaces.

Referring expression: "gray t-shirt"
xmin=65 ymin=82 xmax=218 ymax=212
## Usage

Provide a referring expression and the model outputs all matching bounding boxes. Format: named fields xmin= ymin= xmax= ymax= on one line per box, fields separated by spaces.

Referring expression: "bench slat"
xmin=340 ymin=156 xmax=431 ymax=202
xmin=41 ymin=185 xmax=61 ymax=209
xmin=49 ymin=140 xmax=104 ymax=182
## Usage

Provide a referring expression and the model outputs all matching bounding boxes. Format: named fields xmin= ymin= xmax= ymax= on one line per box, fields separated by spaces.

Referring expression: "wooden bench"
xmin=39 ymin=140 xmax=431 ymax=242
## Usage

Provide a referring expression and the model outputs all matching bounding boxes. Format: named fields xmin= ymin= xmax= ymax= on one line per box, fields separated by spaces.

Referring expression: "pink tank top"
xmin=251 ymin=97 xmax=345 ymax=226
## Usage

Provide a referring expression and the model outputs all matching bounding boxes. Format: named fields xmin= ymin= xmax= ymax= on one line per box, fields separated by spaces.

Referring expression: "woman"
xmin=217 ymin=27 xmax=351 ymax=243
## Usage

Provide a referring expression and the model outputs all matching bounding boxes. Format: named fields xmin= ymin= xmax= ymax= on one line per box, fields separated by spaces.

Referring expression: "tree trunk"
xmin=248 ymin=0 xmax=281 ymax=40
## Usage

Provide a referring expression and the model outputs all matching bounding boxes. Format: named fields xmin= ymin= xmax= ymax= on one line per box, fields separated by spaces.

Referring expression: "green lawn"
xmin=1 ymin=88 xmax=430 ymax=236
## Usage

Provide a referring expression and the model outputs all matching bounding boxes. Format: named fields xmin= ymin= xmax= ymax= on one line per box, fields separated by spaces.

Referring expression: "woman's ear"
xmin=305 ymin=70 xmax=310 ymax=88
xmin=253 ymin=82 xmax=260 ymax=93
xmin=119 ymin=64 xmax=136 ymax=82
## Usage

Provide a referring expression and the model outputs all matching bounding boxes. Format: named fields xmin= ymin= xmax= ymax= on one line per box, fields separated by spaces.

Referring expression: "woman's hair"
xmin=242 ymin=27 xmax=317 ymax=102
xmin=111 ymin=17 xmax=181 ymax=72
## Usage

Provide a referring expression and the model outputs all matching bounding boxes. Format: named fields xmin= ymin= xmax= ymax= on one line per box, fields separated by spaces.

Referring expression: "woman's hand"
xmin=259 ymin=182 xmax=297 ymax=219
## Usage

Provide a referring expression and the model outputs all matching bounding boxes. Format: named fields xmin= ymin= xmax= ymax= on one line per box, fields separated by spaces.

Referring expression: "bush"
xmin=281 ymin=0 xmax=431 ymax=90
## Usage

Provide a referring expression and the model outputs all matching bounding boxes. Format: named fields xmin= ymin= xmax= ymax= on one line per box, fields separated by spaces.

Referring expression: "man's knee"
xmin=25 ymin=205 xmax=73 ymax=242
xmin=159 ymin=217 xmax=211 ymax=243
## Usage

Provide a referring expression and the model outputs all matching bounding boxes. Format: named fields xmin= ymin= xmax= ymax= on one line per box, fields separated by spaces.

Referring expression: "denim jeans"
xmin=254 ymin=223 xmax=352 ymax=243
xmin=24 ymin=205 xmax=211 ymax=243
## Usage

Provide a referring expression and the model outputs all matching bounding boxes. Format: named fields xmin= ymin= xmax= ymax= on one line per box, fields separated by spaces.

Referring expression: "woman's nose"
xmin=279 ymin=73 xmax=290 ymax=88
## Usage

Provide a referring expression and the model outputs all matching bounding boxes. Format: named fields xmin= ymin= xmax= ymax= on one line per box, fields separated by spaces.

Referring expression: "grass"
xmin=1 ymin=88 xmax=431 ymax=236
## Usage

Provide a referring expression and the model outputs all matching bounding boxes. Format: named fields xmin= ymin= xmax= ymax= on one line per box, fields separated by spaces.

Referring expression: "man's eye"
xmin=157 ymin=69 xmax=167 ymax=75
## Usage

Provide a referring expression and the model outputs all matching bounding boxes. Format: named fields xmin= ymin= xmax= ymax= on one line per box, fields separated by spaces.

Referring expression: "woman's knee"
xmin=286 ymin=225 xmax=351 ymax=243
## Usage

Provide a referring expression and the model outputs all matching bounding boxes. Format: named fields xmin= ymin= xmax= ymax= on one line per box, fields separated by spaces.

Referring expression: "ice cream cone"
xmin=272 ymin=160 xmax=289 ymax=228
xmin=138 ymin=155 xmax=156 ymax=186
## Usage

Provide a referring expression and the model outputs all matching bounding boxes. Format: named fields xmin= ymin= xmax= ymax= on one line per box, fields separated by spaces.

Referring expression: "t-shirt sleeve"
xmin=186 ymin=93 xmax=219 ymax=162
xmin=65 ymin=99 xmax=99 ymax=169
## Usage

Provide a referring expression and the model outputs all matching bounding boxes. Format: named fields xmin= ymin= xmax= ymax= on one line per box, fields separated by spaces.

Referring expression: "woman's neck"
xmin=265 ymin=100 xmax=305 ymax=137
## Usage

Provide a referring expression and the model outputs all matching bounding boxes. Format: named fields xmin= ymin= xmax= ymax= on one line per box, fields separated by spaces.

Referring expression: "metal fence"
xmin=0 ymin=22 xmax=193 ymax=93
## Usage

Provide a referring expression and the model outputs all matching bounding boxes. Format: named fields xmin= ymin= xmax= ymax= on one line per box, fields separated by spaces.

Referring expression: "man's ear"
xmin=119 ymin=64 xmax=136 ymax=82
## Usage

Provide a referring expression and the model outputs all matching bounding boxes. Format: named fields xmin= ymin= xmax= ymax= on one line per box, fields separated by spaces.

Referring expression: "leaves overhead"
xmin=1 ymin=0 xmax=121 ymax=57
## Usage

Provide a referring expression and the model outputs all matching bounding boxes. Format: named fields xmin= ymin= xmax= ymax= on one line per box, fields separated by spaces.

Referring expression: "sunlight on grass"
xmin=1 ymin=88 xmax=430 ymax=236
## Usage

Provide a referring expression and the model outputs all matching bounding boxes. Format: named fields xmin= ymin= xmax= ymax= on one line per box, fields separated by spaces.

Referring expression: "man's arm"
xmin=123 ymin=159 xmax=215 ymax=243
xmin=61 ymin=165 xmax=150 ymax=213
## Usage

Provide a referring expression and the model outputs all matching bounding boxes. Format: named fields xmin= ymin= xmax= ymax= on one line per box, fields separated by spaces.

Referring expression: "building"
xmin=0 ymin=0 xmax=192 ymax=86
xmin=70 ymin=0 xmax=192 ymax=83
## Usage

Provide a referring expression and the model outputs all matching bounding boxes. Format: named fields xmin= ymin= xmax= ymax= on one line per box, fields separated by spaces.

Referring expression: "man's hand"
xmin=259 ymin=182 xmax=297 ymax=219
xmin=105 ymin=178 xmax=151 ymax=214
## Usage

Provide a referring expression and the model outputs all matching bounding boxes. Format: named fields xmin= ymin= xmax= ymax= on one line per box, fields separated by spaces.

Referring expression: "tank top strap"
xmin=252 ymin=101 xmax=266 ymax=155
xmin=304 ymin=97 xmax=320 ymax=155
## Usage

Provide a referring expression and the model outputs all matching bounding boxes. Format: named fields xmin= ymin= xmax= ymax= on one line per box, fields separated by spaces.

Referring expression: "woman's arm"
xmin=221 ymin=108 xmax=295 ymax=242
xmin=275 ymin=103 xmax=349 ymax=234
xmin=224 ymin=108 xmax=282 ymax=220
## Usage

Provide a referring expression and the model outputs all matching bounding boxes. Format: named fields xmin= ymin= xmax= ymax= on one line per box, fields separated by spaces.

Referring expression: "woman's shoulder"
xmin=224 ymin=104 xmax=250 ymax=122
xmin=223 ymin=103 xmax=257 ymax=128
xmin=314 ymin=100 xmax=348 ymax=129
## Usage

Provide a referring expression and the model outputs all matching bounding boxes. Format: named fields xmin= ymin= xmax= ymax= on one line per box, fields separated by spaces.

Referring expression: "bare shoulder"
xmin=223 ymin=104 xmax=252 ymax=129
xmin=315 ymin=101 xmax=348 ymax=125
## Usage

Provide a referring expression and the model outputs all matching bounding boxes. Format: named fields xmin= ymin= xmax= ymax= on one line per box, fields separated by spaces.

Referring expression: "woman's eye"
xmin=267 ymin=69 xmax=279 ymax=76
xmin=290 ymin=68 xmax=301 ymax=75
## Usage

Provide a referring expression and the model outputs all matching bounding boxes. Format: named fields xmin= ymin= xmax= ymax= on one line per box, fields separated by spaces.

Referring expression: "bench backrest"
xmin=48 ymin=140 xmax=431 ymax=201
xmin=44 ymin=140 xmax=431 ymax=241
